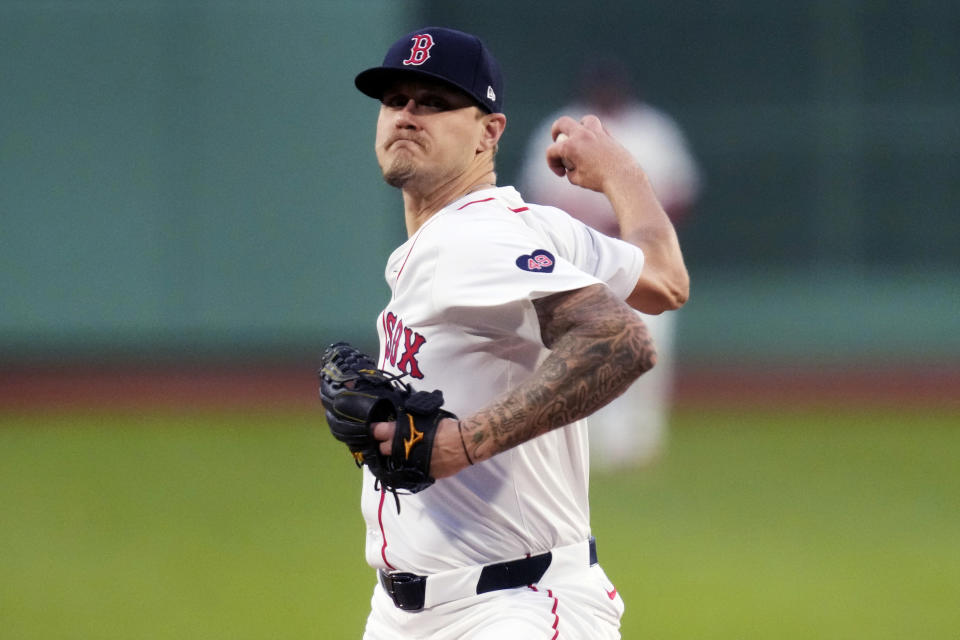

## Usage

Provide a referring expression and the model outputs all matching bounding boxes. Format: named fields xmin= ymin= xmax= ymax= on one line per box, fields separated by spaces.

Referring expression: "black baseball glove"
xmin=318 ymin=342 xmax=455 ymax=501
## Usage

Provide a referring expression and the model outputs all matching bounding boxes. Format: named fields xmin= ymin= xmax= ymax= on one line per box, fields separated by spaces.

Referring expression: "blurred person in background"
xmin=520 ymin=55 xmax=702 ymax=470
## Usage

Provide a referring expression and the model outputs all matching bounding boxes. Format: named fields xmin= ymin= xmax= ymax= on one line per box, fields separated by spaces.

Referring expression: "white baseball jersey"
xmin=363 ymin=186 xmax=644 ymax=576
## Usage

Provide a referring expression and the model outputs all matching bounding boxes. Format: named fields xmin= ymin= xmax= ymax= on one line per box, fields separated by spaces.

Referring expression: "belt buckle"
xmin=379 ymin=570 xmax=427 ymax=612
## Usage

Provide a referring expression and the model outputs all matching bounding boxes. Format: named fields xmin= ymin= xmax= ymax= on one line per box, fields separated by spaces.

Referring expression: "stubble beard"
xmin=381 ymin=156 xmax=416 ymax=189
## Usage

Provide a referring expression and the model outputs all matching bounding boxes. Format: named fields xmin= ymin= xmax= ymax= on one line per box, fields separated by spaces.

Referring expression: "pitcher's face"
xmin=374 ymin=78 xmax=486 ymax=190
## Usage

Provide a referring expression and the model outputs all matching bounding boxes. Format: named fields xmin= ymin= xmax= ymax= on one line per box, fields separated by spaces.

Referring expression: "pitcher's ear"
xmin=477 ymin=112 xmax=507 ymax=153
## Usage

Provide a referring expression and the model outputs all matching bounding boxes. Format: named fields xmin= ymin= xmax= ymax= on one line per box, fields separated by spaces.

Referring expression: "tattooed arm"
xmin=412 ymin=283 xmax=655 ymax=477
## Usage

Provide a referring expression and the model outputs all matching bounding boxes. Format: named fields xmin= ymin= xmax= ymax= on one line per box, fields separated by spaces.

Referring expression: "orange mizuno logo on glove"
xmin=403 ymin=415 xmax=424 ymax=459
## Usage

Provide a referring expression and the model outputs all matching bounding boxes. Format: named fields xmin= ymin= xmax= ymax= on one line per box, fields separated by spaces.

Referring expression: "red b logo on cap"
xmin=402 ymin=34 xmax=434 ymax=66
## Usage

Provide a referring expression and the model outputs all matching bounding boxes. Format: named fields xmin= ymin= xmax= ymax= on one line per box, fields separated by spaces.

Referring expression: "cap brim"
xmin=354 ymin=66 xmax=491 ymax=113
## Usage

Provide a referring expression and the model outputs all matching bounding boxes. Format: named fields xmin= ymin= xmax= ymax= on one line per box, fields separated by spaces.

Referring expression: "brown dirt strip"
xmin=676 ymin=364 xmax=960 ymax=410
xmin=1 ymin=363 xmax=956 ymax=412
xmin=0 ymin=365 xmax=318 ymax=412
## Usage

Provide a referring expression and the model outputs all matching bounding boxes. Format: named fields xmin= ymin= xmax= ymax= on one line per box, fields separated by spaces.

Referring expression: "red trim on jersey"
xmin=377 ymin=487 xmax=395 ymax=570
xmin=456 ymin=196 xmax=495 ymax=209
xmin=396 ymin=195 xmax=503 ymax=284
xmin=509 ymin=206 xmax=529 ymax=213
xmin=528 ymin=585 xmax=561 ymax=638
xmin=394 ymin=233 xmax=423 ymax=285
xmin=379 ymin=312 xmax=389 ymax=368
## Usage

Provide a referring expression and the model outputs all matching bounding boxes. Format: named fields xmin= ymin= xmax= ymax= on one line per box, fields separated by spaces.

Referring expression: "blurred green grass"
xmin=1 ymin=405 xmax=958 ymax=639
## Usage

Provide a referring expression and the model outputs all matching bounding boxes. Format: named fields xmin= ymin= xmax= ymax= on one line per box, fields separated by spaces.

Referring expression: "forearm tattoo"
xmin=461 ymin=284 xmax=655 ymax=462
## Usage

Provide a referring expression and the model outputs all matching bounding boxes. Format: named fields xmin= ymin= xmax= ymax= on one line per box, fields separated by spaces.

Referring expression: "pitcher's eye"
xmin=421 ymin=96 xmax=451 ymax=111
xmin=382 ymin=94 xmax=409 ymax=109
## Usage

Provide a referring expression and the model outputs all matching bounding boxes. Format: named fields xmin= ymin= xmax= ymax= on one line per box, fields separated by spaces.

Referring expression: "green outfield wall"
xmin=2 ymin=1 xmax=958 ymax=365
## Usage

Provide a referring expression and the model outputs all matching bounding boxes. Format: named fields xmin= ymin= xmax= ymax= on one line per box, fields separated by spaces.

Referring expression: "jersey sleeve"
xmin=429 ymin=210 xmax=603 ymax=311
xmin=518 ymin=204 xmax=645 ymax=301
xmin=577 ymin=225 xmax=645 ymax=299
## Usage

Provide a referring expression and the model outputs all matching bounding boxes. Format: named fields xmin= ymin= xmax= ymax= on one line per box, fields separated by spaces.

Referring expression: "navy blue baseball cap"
xmin=355 ymin=27 xmax=504 ymax=114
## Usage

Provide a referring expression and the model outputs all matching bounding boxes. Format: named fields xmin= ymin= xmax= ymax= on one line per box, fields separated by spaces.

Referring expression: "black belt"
xmin=378 ymin=537 xmax=598 ymax=612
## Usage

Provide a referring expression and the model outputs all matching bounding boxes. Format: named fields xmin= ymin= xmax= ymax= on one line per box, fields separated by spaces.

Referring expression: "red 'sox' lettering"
xmin=383 ymin=312 xmax=426 ymax=380
xmin=397 ymin=328 xmax=426 ymax=379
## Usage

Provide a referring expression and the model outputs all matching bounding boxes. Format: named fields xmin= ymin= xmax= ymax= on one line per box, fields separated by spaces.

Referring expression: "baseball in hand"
xmin=554 ymin=133 xmax=574 ymax=171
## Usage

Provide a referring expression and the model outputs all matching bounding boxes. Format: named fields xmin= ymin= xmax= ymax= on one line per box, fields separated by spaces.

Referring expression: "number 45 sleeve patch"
xmin=516 ymin=249 xmax=555 ymax=273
